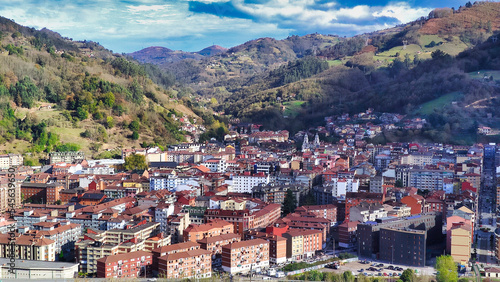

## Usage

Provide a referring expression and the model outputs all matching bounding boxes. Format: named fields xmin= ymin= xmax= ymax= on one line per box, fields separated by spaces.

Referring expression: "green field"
xmin=468 ymin=70 xmax=500 ymax=80
xmin=327 ymin=60 xmax=343 ymax=67
xmin=283 ymin=101 xmax=306 ymax=118
xmin=414 ymin=92 xmax=462 ymax=115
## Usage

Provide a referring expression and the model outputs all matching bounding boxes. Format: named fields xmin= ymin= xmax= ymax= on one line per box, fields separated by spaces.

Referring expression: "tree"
xmin=55 ymin=200 xmax=62 ymax=205
xmin=436 ymin=255 xmax=458 ymax=282
xmin=106 ymin=116 xmax=114 ymax=129
xmin=131 ymin=131 xmax=139 ymax=140
xmin=58 ymin=250 xmax=65 ymax=261
xmin=124 ymin=153 xmax=147 ymax=171
xmin=342 ymin=271 xmax=355 ymax=282
xmin=400 ymin=269 xmax=416 ymax=282
xmin=76 ymin=107 xmax=88 ymax=120
xmin=282 ymin=189 xmax=297 ymax=216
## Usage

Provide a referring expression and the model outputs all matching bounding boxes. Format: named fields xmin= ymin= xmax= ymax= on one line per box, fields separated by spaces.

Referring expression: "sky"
xmin=0 ymin=0 xmax=479 ymax=53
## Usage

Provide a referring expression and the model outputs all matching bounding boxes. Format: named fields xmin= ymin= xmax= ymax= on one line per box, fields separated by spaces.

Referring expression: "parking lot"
xmin=321 ymin=260 xmax=436 ymax=278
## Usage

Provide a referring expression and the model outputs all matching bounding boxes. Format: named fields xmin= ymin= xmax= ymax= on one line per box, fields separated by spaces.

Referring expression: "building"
xmin=345 ymin=192 xmax=385 ymax=221
xmin=158 ymin=249 xmax=212 ymax=279
xmin=349 ymin=202 xmax=387 ymax=223
xmin=409 ymin=169 xmax=454 ymax=190
xmin=0 ymin=233 xmax=56 ymax=261
xmin=338 ymin=221 xmax=359 ymax=248
xmin=379 ymin=227 xmax=426 ymax=266
xmin=198 ymin=233 xmax=242 ymax=266
xmin=282 ymin=229 xmax=323 ymax=260
xmin=244 ymin=231 xmax=287 ymax=264
xmin=231 ymin=172 xmax=270 ymax=194
xmin=221 ymin=239 xmax=270 ymax=274
xmin=151 ymin=241 xmax=201 ymax=271
xmin=450 ymin=222 xmax=472 ymax=265
xmin=97 ymin=250 xmax=153 ymax=278
xmin=0 ymin=154 xmax=23 ymax=169
xmin=295 ymin=204 xmax=337 ymax=225
xmin=0 ymin=258 xmax=78 ymax=279
xmin=49 ymin=151 xmax=85 ymax=164
xmin=357 ymin=213 xmax=442 ymax=259
xmin=33 ymin=221 xmax=82 ymax=255
xmin=183 ymin=219 xmax=234 ymax=242
xmin=401 ymin=195 xmax=426 ymax=215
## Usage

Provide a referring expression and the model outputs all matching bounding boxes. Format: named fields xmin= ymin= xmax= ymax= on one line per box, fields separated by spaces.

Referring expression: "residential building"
xmin=158 ymin=249 xmax=212 ymax=279
xmin=0 ymin=233 xmax=56 ymax=261
xmin=221 ymin=239 xmax=270 ymax=274
xmin=450 ymin=222 xmax=472 ymax=265
xmin=244 ymin=231 xmax=287 ymax=264
xmin=231 ymin=172 xmax=270 ymax=194
xmin=0 ymin=258 xmax=78 ymax=279
xmin=97 ymin=250 xmax=153 ymax=278
xmin=49 ymin=151 xmax=85 ymax=164
xmin=151 ymin=241 xmax=200 ymax=271
xmin=379 ymin=227 xmax=426 ymax=266
xmin=183 ymin=219 xmax=234 ymax=242
xmin=197 ymin=233 xmax=242 ymax=266
xmin=338 ymin=221 xmax=359 ymax=248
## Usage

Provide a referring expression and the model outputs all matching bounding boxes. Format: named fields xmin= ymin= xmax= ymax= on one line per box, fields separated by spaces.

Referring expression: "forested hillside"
xmin=0 ymin=16 xmax=217 ymax=163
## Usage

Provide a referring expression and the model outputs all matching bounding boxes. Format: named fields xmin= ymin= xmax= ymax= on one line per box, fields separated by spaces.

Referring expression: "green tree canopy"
xmin=436 ymin=255 xmax=458 ymax=282
xmin=282 ymin=189 xmax=297 ymax=216
xmin=400 ymin=269 xmax=416 ymax=282
xmin=124 ymin=153 xmax=148 ymax=171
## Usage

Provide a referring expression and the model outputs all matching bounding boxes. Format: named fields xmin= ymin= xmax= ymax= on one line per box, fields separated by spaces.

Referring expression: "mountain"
xmin=129 ymin=46 xmax=204 ymax=64
xmin=197 ymin=45 xmax=227 ymax=56
xmin=0 ymin=16 xmax=215 ymax=162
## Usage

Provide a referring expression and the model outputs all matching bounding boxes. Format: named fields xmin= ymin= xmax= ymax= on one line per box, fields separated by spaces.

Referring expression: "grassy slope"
xmin=413 ymin=92 xmax=463 ymax=115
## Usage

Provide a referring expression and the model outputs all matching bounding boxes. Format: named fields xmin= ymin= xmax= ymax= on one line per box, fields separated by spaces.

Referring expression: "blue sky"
xmin=0 ymin=0 xmax=479 ymax=53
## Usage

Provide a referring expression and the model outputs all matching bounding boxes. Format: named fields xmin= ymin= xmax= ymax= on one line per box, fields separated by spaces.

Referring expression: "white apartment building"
xmin=230 ymin=172 xmax=270 ymax=193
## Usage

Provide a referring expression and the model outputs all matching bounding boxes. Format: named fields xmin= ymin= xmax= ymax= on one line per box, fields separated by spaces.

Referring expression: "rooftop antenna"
xmin=402 ymin=40 xmax=408 ymax=50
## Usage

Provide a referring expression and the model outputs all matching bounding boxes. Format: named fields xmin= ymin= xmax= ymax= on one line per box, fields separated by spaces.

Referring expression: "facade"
xmin=158 ymin=249 xmax=212 ymax=279
xmin=409 ymin=169 xmax=454 ymax=190
xmin=97 ymin=250 xmax=153 ymax=278
xmin=357 ymin=213 xmax=442 ymax=258
xmin=450 ymin=223 xmax=472 ymax=264
xmin=379 ymin=227 xmax=426 ymax=267
xmin=338 ymin=221 xmax=359 ymax=248
xmin=0 ymin=258 xmax=78 ymax=279
xmin=221 ymin=239 xmax=270 ymax=274
xmin=151 ymin=241 xmax=200 ymax=271
xmin=0 ymin=233 xmax=56 ymax=261
xmin=295 ymin=204 xmax=337 ymax=225
xmin=49 ymin=151 xmax=85 ymax=164
xmin=0 ymin=154 xmax=23 ymax=169
xmin=231 ymin=172 xmax=270 ymax=193
xmin=197 ymin=233 xmax=242 ymax=265
xmin=244 ymin=231 xmax=287 ymax=264
xmin=183 ymin=219 xmax=234 ymax=242
xmin=282 ymin=229 xmax=323 ymax=260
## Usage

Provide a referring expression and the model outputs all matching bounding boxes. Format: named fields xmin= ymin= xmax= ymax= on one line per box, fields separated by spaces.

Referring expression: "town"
xmin=0 ymin=126 xmax=498 ymax=281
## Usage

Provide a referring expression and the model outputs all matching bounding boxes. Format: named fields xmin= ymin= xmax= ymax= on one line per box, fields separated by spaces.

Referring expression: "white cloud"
xmin=0 ymin=0 xmax=436 ymax=53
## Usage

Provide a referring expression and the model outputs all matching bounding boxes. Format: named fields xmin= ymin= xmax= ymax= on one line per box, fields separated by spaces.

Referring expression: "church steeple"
xmin=302 ymin=133 xmax=309 ymax=152
xmin=313 ymin=133 xmax=320 ymax=147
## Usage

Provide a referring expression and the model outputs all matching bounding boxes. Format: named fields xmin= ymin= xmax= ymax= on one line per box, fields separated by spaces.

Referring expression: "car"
xmin=377 ymin=273 xmax=382 ymax=277
xmin=359 ymin=269 xmax=364 ymax=272
xmin=371 ymin=263 xmax=377 ymax=266
xmin=387 ymin=265 xmax=394 ymax=270
xmin=377 ymin=264 xmax=384 ymax=267
xmin=384 ymin=273 xmax=388 ymax=276
xmin=389 ymin=273 xmax=393 ymax=277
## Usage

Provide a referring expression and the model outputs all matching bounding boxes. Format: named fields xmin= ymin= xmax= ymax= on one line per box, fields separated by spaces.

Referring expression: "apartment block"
xmin=198 ymin=233 xmax=242 ymax=265
xmin=183 ymin=219 xmax=234 ymax=242
xmin=0 ymin=233 xmax=56 ymax=261
xmin=221 ymin=239 xmax=270 ymax=274
xmin=244 ymin=231 xmax=287 ymax=264
xmin=158 ymin=249 xmax=212 ymax=279
xmin=283 ymin=229 xmax=322 ymax=260
xmin=151 ymin=241 xmax=200 ymax=271
xmin=97 ymin=250 xmax=153 ymax=278
xmin=450 ymin=222 xmax=472 ymax=265
xmin=357 ymin=213 xmax=442 ymax=258
xmin=379 ymin=227 xmax=426 ymax=267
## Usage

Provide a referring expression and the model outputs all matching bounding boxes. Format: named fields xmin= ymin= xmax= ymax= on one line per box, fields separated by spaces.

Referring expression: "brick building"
xmin=183 ymin=219 xmax=234 ymax=242
xmin=97 ymin=250 xmax=152 ymax=278
xmin=221 ymin=239 xmax=270 ymax=274
xmin=158 ymin=249 xmax=212 ymax=279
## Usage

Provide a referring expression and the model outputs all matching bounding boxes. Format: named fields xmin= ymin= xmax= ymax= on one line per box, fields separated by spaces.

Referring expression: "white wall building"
xmin=230 ymin=173 xmax=270 ymax=193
